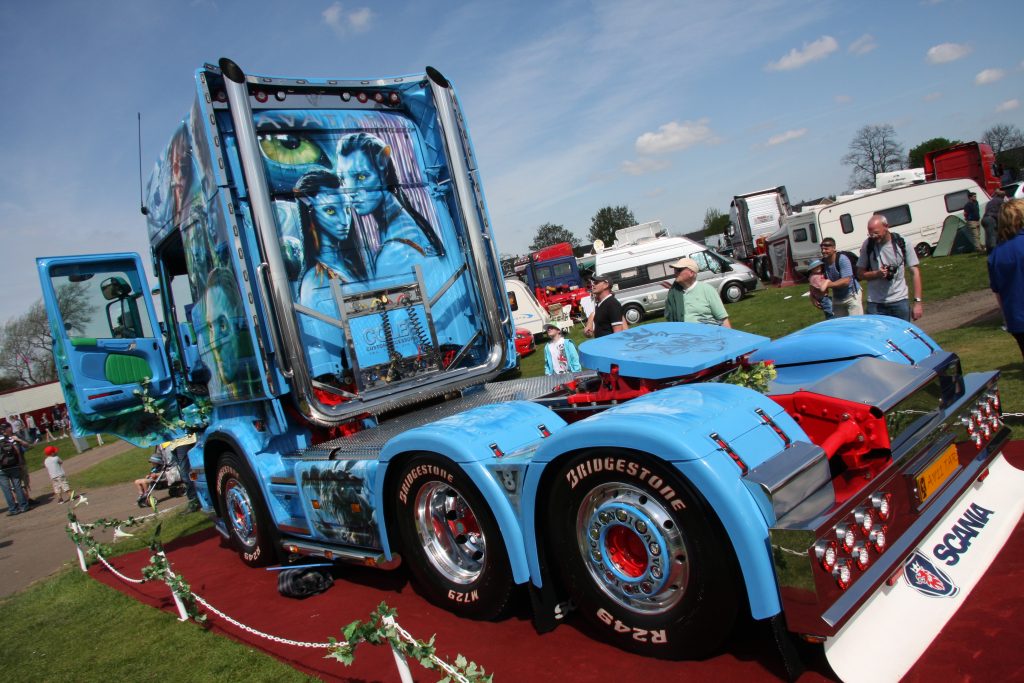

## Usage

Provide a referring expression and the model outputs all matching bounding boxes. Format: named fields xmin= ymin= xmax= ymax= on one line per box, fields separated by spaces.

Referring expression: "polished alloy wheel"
xmin=414 ymin=481 xmax=486 ymax=584
xmin=576 ymin=482 xmax=690 ymax=614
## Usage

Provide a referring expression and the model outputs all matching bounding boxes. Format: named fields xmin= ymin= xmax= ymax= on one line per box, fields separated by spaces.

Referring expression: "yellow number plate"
xmin=916 ymin=444 xmax=959 ymax=504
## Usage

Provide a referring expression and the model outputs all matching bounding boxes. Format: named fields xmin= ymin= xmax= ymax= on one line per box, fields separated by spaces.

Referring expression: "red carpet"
xmin=91 ymin=443 xmax=1024 ymax=682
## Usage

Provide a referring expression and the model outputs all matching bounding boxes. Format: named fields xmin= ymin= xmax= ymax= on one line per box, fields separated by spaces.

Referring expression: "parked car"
xmin=515 ymin=327 xmax=536 ymax=357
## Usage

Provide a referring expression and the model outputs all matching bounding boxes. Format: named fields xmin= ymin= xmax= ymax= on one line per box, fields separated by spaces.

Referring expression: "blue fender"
xmin=521 ymin=383 xmax=808 ymax=620
xmin=751 ymin=315 xmax=939 ymax=367
xmin=195 ymin=407 xmax=309 ymax=527
xmin=374 ymin=400 xmax=567 ymax=582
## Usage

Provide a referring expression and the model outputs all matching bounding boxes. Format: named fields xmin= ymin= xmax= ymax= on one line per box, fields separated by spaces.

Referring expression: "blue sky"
xmin=1 ymin=0 xmax=1021 ymax=323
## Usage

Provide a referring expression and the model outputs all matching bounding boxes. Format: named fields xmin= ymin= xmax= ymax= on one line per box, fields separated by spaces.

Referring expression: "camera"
xmin=881 ymin=263 xmax=896 ymax=281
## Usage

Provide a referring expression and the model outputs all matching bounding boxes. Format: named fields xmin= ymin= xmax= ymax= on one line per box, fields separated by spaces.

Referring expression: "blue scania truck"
xmin=37 ymin=59 xmax=1024 ymax=680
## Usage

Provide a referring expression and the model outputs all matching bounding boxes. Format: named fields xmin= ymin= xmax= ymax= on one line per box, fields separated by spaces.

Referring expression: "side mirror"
xmin=100 ymin=276 xmax=132 ymax=301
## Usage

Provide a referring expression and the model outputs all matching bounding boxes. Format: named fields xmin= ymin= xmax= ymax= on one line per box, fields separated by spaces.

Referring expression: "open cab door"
xmin=37 ymin=253 xmax=183 ymax=447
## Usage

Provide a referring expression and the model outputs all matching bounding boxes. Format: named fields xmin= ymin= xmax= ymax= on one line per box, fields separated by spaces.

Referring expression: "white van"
xmin=786 ymin=178 xmax=988 ymax=272
xmin=594 ymin=235 xmax=758 ymax=323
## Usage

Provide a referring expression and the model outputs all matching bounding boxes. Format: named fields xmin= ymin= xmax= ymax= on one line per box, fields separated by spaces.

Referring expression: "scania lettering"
xmin=37 ymin=59 xmax=1024 ymax=682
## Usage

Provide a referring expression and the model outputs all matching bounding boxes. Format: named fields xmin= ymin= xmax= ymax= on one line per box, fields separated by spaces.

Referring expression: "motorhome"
xmin=786 ymin=178 xmax=987 ymax=272
xmin=593 ymin=234 xmax=757 ymax=323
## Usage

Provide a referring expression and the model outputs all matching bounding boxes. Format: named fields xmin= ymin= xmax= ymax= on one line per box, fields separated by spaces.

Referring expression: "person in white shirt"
xmin=43 ymin=446 xmax=71 ymax=504
xmin=543 ymin=324 xmax=582 ymax=375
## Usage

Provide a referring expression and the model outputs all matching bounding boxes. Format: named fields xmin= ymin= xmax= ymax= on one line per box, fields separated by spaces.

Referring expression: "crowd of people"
xmin=542 ymin=201 xmax=1024 ymax=376
xmin=1 ymin=406 xmax=71 ymax=515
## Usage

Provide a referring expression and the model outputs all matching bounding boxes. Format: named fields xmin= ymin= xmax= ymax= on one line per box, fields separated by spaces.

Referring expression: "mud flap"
xmin=824 ymin=452 xmax=1024 ymax=682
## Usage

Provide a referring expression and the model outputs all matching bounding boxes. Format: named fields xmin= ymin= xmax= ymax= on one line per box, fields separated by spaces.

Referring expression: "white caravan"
xmin=785 ymin=178 xmax=987 ymax=272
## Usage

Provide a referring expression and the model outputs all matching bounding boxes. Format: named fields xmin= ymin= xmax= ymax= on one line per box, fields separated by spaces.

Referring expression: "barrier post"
xmin=159 ymin=550 xmax=190 ymax=621
xmin=70 ymin=522 xmax=88 ymax=572
xmin=381 ymin=615 xmax=415 ymax=683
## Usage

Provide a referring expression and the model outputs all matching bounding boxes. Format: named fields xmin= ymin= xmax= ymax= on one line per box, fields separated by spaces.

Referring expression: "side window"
xmin=945 ymin=190 xmax=969 ymax=213
xmin=507 ymin=291 xmax=519 ymax=311
xmin=793 ymin=228 xmax=808 ymax=242
xmin=877 ymin=204 xmax=912 ymax=228
xmin=647 ymin=262 xmax=670 ymax=280
xmin=613 ymin=268 xmax=644 ymax=289
xmin=693 ymin=251 xmax=722 ymax=274
xmin=50 ymin=269 xmax=154 ymax=340
xmin=840 ymin=214 xmax=854 ymax=234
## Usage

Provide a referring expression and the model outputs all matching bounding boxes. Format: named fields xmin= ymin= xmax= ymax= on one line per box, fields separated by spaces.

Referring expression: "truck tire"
xmin=215 ymin=451 xmax=277 ymax=567
xmin=392 ymin=455 xmax=514 ymax=619
xmin=623 ymin=304 xmax=644 ymax=325
xmin=547 ymin=451 xmax=739 ymax=658
xmin=915 ymin=242 xmax=933 ymax=259
xmin=722 ymin=281 xmax=744 ymax=304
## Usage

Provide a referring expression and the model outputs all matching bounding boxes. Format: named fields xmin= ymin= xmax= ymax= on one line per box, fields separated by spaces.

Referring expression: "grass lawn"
xmin=0 ymin=508 xmax=319 ymax=681
xmin=70 ymin=444 xmax=153 ymax=491
xmin=23 ymin=435 xmax=108 ymax=472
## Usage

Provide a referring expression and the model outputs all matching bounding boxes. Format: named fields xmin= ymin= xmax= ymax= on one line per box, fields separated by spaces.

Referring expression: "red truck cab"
xmin=924 ymin=142 xmax=1001 ymax=195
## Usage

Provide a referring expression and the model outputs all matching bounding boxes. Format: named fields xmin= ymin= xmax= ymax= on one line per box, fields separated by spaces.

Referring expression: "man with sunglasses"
xmin=819 ymin=238 xmax=863 ymax=317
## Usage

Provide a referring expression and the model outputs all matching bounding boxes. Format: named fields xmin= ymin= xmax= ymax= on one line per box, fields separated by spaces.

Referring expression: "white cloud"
xmin=322 ymin=2 xmax=373 ymax=35
xmin=848 ymin=34 xmax=877 ymax=56
xmin=635 ymin=119 xmax=718 ymax=155
xmin=621 ymin=158 xmax=671 ymax=176
xmin=926 ymin=42 xmax=971 ymax=64
xmin=975 ymin=68 xmax=1005 ymax=85
xmin=923 ymin=91 xmax=943 ymax=101
xmin=995 ymin=99 xmax=1020 ymax=113
xmin=766 ymin=35 xmax=838 ymax=71
xmin=834 ymin=94 xmax=852 ymax=104
xmin=767 ymin=128 xmax=807 ymax=146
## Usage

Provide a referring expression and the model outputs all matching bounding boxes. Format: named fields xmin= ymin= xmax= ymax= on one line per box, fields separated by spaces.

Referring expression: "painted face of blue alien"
xmin=310 ymin=193 xmax=352 ymax=242
xmin=338 ymin=149 xmax=385 ymax=216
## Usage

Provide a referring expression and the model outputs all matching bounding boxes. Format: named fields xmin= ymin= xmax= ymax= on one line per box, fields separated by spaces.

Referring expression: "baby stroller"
xmin=136 ymin=445 xmax=189 ymax=507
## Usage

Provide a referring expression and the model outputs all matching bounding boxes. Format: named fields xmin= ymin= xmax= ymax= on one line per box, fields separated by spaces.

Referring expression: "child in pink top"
xmin=807 ymin=259 xmax=834 ymax=320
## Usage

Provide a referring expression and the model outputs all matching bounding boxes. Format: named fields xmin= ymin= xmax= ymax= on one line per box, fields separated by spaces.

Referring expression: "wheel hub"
xmin=414 ymin=481 xmax=485 ymax=584
xmin=577 ymin=483 xmax=690 ymax=614
xmin=224 ymin=480 xmax=256 ymax=545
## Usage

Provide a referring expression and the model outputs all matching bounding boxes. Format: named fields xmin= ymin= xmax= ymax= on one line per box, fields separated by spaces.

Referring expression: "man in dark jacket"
xmin=982 ymin=189 xmax=1006 ymax=252
xmin=964 ymin=191 xmax=981 ymax=250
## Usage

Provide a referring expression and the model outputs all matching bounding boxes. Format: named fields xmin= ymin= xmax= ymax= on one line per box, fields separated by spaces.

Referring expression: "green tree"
xmin=529 ymin=223 xmax=580 ymax=251
xmin=587 ymin=205 xmax=637 ymax=246
xmin=702 ymin=208 xmax=731 ymax=237
xmin=0 ymin=282 xmax=92 ymax=386
xmin=907 ymin=137 xmax=961 ymax=169
xmin=841 ymin=124 xmax=906 ymax=189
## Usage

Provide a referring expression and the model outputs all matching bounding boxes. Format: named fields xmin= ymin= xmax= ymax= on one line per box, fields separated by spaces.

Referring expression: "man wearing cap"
xmin=664 ymin=257 xmax=732 ymax=327
xmin=583 ymin=274 xmax=628 ymax=338
xmin=964 ymin=191 xmax=981 ymax=251
xmin=543 ymin=323 xmax=581 ymax=375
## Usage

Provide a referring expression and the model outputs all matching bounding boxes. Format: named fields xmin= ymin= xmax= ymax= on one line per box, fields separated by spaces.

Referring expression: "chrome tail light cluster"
xmin=814 ymin=492 xmax=893 ymax=590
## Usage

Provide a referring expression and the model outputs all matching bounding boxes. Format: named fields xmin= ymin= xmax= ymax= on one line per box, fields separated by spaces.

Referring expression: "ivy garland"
xmin=328 ymin=602 xmax=492 ymax=683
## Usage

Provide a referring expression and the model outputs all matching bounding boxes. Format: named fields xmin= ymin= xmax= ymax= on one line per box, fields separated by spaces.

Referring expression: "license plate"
xmin=915 ymin=444 xmax=959 ymax=504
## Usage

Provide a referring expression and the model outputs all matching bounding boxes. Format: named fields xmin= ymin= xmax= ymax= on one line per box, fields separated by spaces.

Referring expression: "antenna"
xmin=137 ymin=113 xmax=148 ymax=216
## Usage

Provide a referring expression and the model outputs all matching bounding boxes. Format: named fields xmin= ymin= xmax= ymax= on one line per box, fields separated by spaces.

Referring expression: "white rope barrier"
xmin=71 ymin=510 xmax=473 ymax=683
